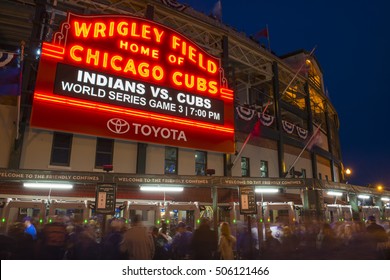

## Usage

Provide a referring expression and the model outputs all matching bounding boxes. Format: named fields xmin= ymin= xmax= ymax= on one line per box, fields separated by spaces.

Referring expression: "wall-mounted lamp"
xmin=344 ymin=168 xmax=352 ymax=184
xmin=140 ymin=185 xmax=184 ymax=192
xmin=381 ymin=197 xmax=390 ymax=202
xmin=23 ymin=183 xmax=73 ymax=189
xmin=357 ymin=194 xmax=370 ymax=199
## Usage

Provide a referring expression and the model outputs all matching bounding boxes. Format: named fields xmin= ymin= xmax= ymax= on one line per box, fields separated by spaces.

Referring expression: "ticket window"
xmin=50 ymin=208 xmax=87 ymax=224
xmin=218 ymin=206 xmax=232 ymax=223
xmin=267 ymin=209 xmax=289 ymax=225
xmin=129 ymin=209 xmax=156 ymax=228
xmin=165 ymin=203 xmax=200 ymax=230
xmin=48 ymin=202 xmax=90 ymax=224
xmin=327 ymin=209 xmax=340 ymax=223
xmin=167 ymin=209 xmax=195 ymax=229
xmin=2 ymin=205 xmax=46 ymax=233
xmin=15 ymin=207 xmax=42 ymax=223
xmin=384 ymin=208 xmax=390 ymax=221
xmin=341 ymin=207 xmax=352 ymax=221
xmin=326 ymin=206 xmax=340 ymax=223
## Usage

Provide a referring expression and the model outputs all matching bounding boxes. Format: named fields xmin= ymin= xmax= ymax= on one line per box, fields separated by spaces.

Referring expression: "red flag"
xmin=254 ymin=28 xmax=268 ymax=39
xmin=307 ymin=126 xmax=321 ymax=150
xmin=251 ymin=118 xmax=261 ymax=137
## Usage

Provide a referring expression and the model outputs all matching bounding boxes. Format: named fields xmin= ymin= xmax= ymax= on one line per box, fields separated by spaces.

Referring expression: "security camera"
xmin=103 ymin=164 xmax=113 ymax=172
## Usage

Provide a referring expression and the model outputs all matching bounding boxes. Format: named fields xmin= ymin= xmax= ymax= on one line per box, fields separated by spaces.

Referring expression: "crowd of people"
xmin=0 ymin=214 xmax=389 ymax=260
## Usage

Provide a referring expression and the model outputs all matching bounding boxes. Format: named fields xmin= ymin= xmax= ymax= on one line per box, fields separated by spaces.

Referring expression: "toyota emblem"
xmin=107 ymin=118 xmax=130 ymax=134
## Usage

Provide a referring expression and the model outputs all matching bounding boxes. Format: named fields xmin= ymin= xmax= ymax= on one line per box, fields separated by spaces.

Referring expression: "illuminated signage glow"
xmin=31 ymin=13 xmax=234 ymax=153
xmin=34 ymin=92 xmax=233 ymax=133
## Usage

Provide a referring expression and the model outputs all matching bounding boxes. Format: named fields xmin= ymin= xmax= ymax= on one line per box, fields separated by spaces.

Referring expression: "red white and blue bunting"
xmin=296 ymin=126 xmax=309 ymax=140
xmin=235 ymin=105 xmax=257 ymax=121
xmin=236 ymin=105 xmax=309 ymax=140
xmin=282 ymin=120 xmax=295 ymax=134
xmin=260 ymin=112 xmax=274 ymax=127
xmin=160 ymin=0 xmax=188 ymax=11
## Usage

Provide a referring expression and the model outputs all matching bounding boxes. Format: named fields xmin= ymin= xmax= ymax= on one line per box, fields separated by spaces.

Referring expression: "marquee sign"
xmin=31 ymin=13 xmax=234 ymax=153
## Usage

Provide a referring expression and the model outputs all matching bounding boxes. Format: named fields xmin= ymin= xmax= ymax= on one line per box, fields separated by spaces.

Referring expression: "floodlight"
xmin=140 ymin=185 xmax=184 ymax=192
xmin=255 ymin=188 xmax=279 ymax=193
xmin=327 ymin=191 xmax=343 ymax=197
xmin=23 ymin=183 xmax=73 ymax=189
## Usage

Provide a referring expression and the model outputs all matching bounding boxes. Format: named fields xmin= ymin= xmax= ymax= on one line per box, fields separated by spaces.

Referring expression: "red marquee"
xmin=31 ymin=13 xmax=234 ymax=153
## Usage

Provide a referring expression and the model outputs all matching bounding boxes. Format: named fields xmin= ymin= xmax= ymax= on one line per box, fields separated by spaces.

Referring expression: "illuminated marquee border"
xmin=31 ymin=13 xmax=235 ymax=153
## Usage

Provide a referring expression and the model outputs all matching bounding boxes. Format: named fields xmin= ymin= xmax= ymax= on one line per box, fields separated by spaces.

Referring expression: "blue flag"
xmin=0 ymin=51 xmax=21 ymax=96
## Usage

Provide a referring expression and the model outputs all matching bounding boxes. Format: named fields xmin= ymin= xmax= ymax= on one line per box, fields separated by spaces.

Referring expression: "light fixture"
xmin=103 ymin=164 xmax=113 ymax=172
xmin=206 ymin=169 xmax=215 ymax=175
xmin=381 ymin=197 xmax=390 ymax=202
xmin=23 ymin=183 xmax=73 ymax=189
xmin=255 ymin=188 xmax=279 ymax=193
xmin=358 ymin=194 xmax=370 ymax=199
xmin=140 ymin=185 xmax=184 ymax=192
xmin=327 ymin=191 xmax=343 ymax=197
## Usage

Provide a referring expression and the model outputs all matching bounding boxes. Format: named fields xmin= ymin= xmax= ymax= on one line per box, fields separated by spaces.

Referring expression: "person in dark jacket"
xmin=261 ymin=228 xmax=282 ymax=260
xmin=171 ymin=222 xmax=193 ymax=259
xmin=101 ymin=218 xmax=125 ymax=259
xmin=190 ymin=218 xmax=218 ymax=259
xmin=366 ymin=216 xmax=388 ymax=259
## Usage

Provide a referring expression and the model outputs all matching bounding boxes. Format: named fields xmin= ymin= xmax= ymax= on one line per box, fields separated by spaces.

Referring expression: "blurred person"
xmin=158 ymin=222 xmax=173 ymax=244
xmin=0 ymin=233 xmax=16 ymax=259
xmin=316 ymin=223 xmax=340 ymax=259
xmin=236 ymin=222 xmax=253 ymax=259
xmin=72 ymin=224 xmax=101 ymax=260
xmin=63 ymin=224 xmax=77 ymax=259
xmin=154 ymin=222 xmax=172 ymax=259
xmin=366 ymin=216 xmax=388 ymax=244
xmin=300 ymin=222 xmax=321 ymax=259
xmin=345 ymin=221 xmax=373 ymax=259
xmin=334 ymin=223 xmax=356 ymax=259
xmin=218 ymin=222 xmax=236 ymax=260
xmin=366 ymin=215 xmax=388 ymax=259
xmin=261 ymin=228 xmax=282 ymax=260
xmin=171 ymin=221 xmax=193 ymax=259
xmin=101 ymin=218 xmax=125 ymax=259
xmin=339 ymin=223 xmax=354 ymax=246
xmin=120 ymin=214 xmax=154 ymax=260
xmin=280 ymin=225 xmax=299 ymax=259
xmin=5 ymin=222 xmax=35 ymax=259
xmin=250 ymin=217 xmax=260 ymax=257
xmin=36 ymin=220 xmax=67 ymax=260
xmin=190 ymin=217 xmax=218 ymax=259
xmin=23 ymin=216 xmax=37 ymax=241
xmin=151 ymin=226 xmax=164 ymax=259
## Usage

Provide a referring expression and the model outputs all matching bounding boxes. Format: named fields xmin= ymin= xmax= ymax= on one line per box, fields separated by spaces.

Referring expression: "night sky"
xmin=180 ymin=0 xmax=390 ymax=188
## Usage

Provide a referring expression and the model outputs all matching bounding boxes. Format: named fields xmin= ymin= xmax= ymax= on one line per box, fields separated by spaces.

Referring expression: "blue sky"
xmin=181 ymin=0 xmax=390 ymax=188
